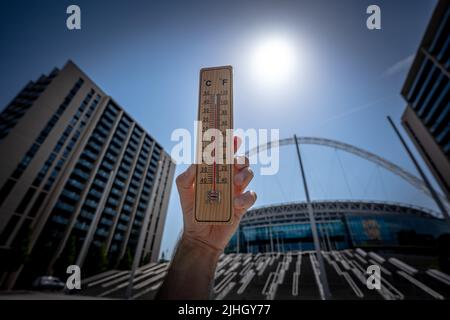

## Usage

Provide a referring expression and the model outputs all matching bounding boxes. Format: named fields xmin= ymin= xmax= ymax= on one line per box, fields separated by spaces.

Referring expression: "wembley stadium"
xmin=76 ymin=200 xmax=450 ymax=300
xmin=226 ymin=200 xmax=450 ymax=255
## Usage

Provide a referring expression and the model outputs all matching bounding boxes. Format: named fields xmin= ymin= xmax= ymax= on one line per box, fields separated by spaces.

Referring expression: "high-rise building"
xmin=0 ymin=61 xmax=175 ymax=287
xmin=401 ymin=0 xmax=449 ymax=201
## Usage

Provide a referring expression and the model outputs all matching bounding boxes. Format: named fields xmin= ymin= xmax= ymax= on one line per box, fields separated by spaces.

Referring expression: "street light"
xmin=293 ymin=134 xmax=331 ymax=300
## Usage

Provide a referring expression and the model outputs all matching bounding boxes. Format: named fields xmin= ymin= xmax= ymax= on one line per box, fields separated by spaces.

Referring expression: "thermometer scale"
xmin=194 ymin=66 xmax=234 ymax=224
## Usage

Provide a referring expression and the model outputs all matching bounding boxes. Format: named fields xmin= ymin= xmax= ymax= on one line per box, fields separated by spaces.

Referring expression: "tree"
xmin=0 ymin=225 xmax=32 ymax=290
xmin=66 ymin=236 xmax=77 ymax=266
xmin=6 ymin=225 xmax=32 ymax=272
xmin=142 ymin=253 xmax=151 ymax=265
xmin=54 ymin=235 xmax=77 ymax=276
xmin=118 ymin=248 xmax=133 ymax=270
xmin=159 ymin=250 xmax=169 ymax=263
xmin=97 ymin=243 xmax=109 ymax=273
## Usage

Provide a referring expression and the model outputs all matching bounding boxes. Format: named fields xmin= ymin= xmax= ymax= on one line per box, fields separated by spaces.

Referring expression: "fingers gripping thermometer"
xmin=194 ymin=66 xmax=234 ymax=224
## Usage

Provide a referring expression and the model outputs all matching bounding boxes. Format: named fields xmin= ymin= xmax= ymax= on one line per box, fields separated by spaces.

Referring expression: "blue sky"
xmin=0 ymin=0 xmax=441 ymax=257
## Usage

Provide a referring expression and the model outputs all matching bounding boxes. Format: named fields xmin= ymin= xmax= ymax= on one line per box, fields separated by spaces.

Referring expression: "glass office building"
xmin=226 ymin=201 xmax=450 ymax=254
xmin=401 ymin=0 xmax=450 ymax=201
xmin=0 ymin=61 xmax=175 ymax=287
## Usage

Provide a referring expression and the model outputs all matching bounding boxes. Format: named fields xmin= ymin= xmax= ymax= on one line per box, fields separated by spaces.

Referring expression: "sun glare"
xmin=251 ymin=36 xmax=298 ymax=88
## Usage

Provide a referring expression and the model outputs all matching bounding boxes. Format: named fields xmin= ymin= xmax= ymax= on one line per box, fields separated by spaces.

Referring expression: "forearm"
xmin=156 ymin=235 xmax=222 ymax=299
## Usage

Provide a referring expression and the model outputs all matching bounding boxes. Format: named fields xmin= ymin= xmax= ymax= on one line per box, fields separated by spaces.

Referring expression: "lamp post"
xmin=293 ymin=134 xmax=331 ymax=299
xmin=387 ymin=116 xmax=450 ymax=229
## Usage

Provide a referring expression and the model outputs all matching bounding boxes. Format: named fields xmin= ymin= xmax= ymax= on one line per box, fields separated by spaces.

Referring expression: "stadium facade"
xmin=227 ymin=200 xmax=450 ymax=255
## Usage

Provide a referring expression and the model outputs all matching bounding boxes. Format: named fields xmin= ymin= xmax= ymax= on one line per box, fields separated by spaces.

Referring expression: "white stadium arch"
xmin=246 ymin=136 xmax=449 ymax=214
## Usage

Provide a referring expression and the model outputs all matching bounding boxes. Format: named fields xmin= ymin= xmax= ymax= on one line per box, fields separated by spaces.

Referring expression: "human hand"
xmin=175 ymin=137 xmax=257 ymax=252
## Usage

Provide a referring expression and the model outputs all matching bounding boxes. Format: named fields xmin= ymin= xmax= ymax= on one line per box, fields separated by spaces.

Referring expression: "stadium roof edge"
xmin=247 ymin=199 xmax=441 ymax=220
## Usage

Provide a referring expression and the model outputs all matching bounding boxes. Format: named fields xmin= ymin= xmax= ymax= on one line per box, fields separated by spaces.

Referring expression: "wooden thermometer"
xmin=194 ymin=66 xmax=234 ymax=224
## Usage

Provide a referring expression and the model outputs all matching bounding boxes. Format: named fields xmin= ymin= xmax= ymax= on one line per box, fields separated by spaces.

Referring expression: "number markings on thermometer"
xmin=194 ymin=66 xmax=233 ymax=224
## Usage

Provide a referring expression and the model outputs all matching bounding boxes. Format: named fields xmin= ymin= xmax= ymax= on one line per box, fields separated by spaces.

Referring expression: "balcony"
xmin=142 ymin=186 xmax=151 ymax=195
xmin=130 ymin=179 xmax=140 ymax=188
xmin=54 ymin=201 xmax=75 ymax=212
xmin=103 ymin=206 xmax=116 ymax=216
xmin=97 ymin=125 xmax=110 ymax=137
xmin=96 ymin=228 xmax=109 ymax=237
xmin=114 ymin=233 xmax=123 ymax=241
xmin=117 ymin=171 xmax=128 ymax=180
xmin=84 ymin=199 xmax=98 ymax=209
xmin=89 ymin=189 xmax=103 ymax=199
xmin=75 ymin=221 xmax=89 ymax=231
xmin=100 ymin=217 xmax=113 ymax=226
xmin=109 ymin=145 xmax=121 ymax=156
xmin=93 ymin=179 xmax=106 ymax=189
xmin=116 ymin=128 xmax=127 ymax=140
xmin=105 ymin=152 xmax=116 ymax=162
xmin=120 ymin=215 xmax=130 ymax=222
xmin=116 ymin=223 xmax=128 ymax=231
xmin=87 ymin=140 xmax=101 ymax=153
xmin=102 ymin=161 xmax=114 ymax=171
xmin=110 ymin=188 xmax=121 ymax=196
xmin=121 ymin=164 xmax=131 ymax=172
xmin=114 ymin=179 xmax=125 ymax=188
xmin=83 ymin=150 xmax=98 ymax=161
xmin=123 ymin=155 xmax=133 ymax=164
xmin=51 ymin=215 xmax=69 ymax=225
xmin=78 ymin=159 xmax=94 ymax=171
xmin=123 ymin=204 xmax=133 ymax=212
xmin=80 ymin=210 xmax=94 ymax=220
xmin=103 ymin=113 xmax=115 ymax=125
xmin=98 ymin=170 xmax=110 ymax=179
xmin=133 ymin=220 xmax=142 ymax=227
xmin=92 ymin=133 xmax=105 ymax=144
xmin=61 ymin=189 xmax=80 ymax=202
xmin=108 ymin=198 xmax=119 ymax=207
xmin=68 ymin=179 xmax=85 ymax=190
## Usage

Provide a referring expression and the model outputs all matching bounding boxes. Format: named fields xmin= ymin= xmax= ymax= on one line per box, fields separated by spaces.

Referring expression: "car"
xmin=32 ymin=276 xmax=65 ymax=291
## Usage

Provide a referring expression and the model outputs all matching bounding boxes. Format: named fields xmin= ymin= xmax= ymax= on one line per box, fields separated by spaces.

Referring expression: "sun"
xmin=250 ymin=36 xmax=298 ymax=88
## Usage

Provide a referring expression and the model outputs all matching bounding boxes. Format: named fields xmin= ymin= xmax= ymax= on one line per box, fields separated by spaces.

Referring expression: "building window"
xmin=6 ymin=78 xmax=84 ymax=182
xmin=0 ymin=179 xmax=16 ymax=207
xmin=15 ymin=187 xmax=37 ymax=214
xmin=0 ymin=214 xmax=20 ymax=245
xmin=28 ymin=191 xmax=48 ymax=218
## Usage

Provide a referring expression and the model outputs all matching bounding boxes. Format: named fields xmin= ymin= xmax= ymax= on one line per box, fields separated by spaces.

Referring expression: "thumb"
xmin=176 ymin=165 xmax=196 ymax=214
xmin=176 ymin=164 xmax=196 ymax=191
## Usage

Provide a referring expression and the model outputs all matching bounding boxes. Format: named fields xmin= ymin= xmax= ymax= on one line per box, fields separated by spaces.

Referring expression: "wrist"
xmin=158 ymin=233 xmax=222 ymax=299
xmin=180 ymin=233 xmax=223 ymax=257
